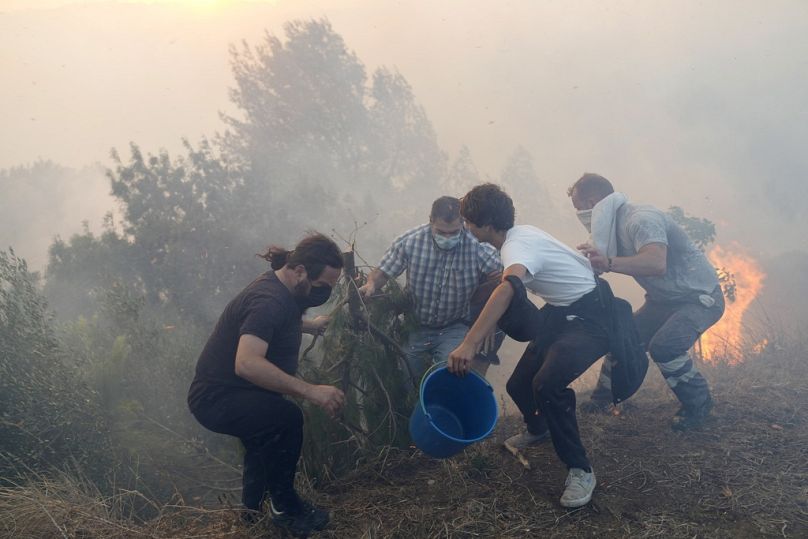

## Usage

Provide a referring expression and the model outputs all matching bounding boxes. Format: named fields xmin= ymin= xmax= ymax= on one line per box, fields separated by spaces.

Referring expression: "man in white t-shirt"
xmin=448 ymin=183 xmax=611 ymax=509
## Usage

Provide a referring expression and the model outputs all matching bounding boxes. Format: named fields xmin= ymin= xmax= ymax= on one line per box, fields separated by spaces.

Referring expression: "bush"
xmin=298 ymin=270 xmax=418 ymax=484
xmin=57 ymin=280 xmax=243 ymax=506
xmin=0 ymin=249 xmax=111 ymax=486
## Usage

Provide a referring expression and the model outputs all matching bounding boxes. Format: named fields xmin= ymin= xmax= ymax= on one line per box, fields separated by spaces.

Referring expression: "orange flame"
xmin=700 ymin=243 xmax=766 ymax=364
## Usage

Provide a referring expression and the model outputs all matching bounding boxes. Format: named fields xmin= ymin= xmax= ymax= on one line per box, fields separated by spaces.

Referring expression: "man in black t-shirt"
xmin=188 ymin=233 xmax=345 ymax=537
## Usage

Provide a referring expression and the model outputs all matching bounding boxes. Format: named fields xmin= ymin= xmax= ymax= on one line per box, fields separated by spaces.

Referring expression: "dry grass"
xmin=1 ymin=338 xmax=806 ymax=539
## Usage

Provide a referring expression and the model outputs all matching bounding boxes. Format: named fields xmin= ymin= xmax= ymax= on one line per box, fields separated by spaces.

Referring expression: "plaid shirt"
xmin=378 ymin=224 xmax=502 ymax=327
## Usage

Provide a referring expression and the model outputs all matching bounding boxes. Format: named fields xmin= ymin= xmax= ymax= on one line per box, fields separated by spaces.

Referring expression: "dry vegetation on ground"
xmin=2 ymin=338 xmax=806 ymax=539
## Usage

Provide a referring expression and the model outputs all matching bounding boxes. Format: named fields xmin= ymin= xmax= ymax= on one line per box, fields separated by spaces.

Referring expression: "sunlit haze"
xmin=2 ymin=0 xmax=807 ymax=260
xmin=3 ymin=5 xmax=808 ymax=535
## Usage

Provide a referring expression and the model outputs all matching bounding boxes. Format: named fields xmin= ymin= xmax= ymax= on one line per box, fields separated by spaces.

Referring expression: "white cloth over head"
xmin=589 ymin=192 xmax=628 ymax=258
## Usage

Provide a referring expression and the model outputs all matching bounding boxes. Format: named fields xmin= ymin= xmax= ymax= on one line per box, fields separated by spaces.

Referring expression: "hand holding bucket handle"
xmin=410 ymin=362 xmax=498 ymax=458
xmin=447 ymin=339 xmax=477 ymax=377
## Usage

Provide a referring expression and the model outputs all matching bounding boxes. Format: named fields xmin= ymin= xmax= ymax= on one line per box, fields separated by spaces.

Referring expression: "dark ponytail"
xmin=259 ymin=233 xmax=343 ymax=279
xmin=261 ymin=247 xmax=293 ymax=270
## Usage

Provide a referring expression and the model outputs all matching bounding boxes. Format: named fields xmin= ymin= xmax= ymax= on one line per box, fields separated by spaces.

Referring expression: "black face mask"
xmin=296 ymin=284 xmax=332 ymax=311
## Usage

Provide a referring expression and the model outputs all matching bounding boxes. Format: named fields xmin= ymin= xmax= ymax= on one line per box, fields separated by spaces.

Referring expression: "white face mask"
xmin=433 ymin=231 xmax=461 ymax=250
xmin=576 ymin=209 xmax=593 ymax=233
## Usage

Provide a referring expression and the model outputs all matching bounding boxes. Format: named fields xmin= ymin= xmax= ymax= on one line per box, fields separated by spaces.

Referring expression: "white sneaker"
xmin=560 ymin=468 xmax=596 ymax=508
xmin=504 ymin=429 xmax=550 ymax=449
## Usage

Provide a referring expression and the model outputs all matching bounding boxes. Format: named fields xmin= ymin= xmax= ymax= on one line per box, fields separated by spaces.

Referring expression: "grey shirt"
xmin=616 ymin=203 xmax=719 ymax=301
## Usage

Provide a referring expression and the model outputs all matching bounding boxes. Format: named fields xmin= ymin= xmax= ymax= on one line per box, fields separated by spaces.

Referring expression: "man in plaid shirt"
xmin=359 ymin=196 xmax=503 ymax=377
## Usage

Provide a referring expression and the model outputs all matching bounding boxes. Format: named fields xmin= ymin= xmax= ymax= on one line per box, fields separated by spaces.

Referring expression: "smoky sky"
xmin=2 ymin=0 xmax=807 ymax=259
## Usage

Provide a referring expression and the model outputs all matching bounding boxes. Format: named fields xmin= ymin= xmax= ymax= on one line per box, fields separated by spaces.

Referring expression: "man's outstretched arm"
xmin=448 ymin=264 xmax=527 ymax=375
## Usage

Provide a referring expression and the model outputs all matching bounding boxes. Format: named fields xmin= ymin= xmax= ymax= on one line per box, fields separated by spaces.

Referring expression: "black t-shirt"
xmin=188 ymin=271 xmax=302 ymax=406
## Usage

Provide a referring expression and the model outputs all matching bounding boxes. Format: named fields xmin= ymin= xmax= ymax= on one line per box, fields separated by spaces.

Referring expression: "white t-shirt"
xmin=501 ymin=225 xmax=596 ymax=307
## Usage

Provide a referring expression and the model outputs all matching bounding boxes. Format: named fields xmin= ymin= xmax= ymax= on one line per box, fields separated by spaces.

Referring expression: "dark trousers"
xmin=190 ymin=385 xmax=304 ymax=512
xmin=592 ymin=286 xmax=724 ymax=410
xmin=506 ymin=290 xmax=610 ymax=471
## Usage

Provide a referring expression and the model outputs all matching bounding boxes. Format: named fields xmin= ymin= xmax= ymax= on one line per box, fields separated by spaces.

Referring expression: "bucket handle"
xmin=418 ymin=361 xmax=446 ymax=422
xmin=419 ymin=360 xmax=447 ymax=393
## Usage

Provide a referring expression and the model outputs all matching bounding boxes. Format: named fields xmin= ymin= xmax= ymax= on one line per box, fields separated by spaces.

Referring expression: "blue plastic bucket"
xmin=409 ymin=364 xmax=498 ymax=458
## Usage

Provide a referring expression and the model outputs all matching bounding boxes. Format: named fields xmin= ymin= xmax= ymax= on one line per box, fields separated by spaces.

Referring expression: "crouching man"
xmin=569 ymin=173 xmax=724 ymax=430
xmin=188 ymin=233 xmax=345 ymax=536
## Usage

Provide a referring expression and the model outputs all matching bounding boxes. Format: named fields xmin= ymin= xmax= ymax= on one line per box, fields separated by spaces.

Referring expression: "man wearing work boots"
xmin=359 ymin=196 xmax=503 ymax=378
xmin=188 ymin=233 xmax=346 ymax=537
xmin=448 ymin=183 xmax=610 ymax=509
xmin=569 ymin=173 xmax=724 ymax=431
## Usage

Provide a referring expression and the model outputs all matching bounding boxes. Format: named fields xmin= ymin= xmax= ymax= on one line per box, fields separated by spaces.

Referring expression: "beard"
xmin=293 ymin=279 xmax=311 ymax=298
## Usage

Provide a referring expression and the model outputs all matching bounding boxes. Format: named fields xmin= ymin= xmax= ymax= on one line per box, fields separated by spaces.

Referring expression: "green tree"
xmin=667 ymin=206 xmax=716 ymax=251
xmin=107 ymin=139 xmax=257 ymax=324
xmin=368 ymin=67 xmax=447 ymax=221
xmin=44 ymin=216 xmax=142 ymax=320
xmin=35 ymin=18 xmax=458 ymax=493
xmin=45 ymin=140 xmax=255 ymax=326
xmin=223 ymin=19 xmax=369 ymax=239
xmin=46 ymin=19 xmax=450 ymax=322
xmin=224 ymin=19 xmax=446 ymax=251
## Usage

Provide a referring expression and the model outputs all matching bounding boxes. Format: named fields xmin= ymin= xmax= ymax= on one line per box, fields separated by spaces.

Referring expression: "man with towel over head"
xmin=568 ymin=173 xmax=724 ymax=431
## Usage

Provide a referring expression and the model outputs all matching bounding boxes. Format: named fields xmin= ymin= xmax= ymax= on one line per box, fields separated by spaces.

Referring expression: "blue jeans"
xmin=406 ymin=322 xmax=468 ymax=379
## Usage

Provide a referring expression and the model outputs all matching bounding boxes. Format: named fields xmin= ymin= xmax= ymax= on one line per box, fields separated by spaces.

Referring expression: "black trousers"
xmin=505 ymin=289 xmax=610 ymax=471
xmin=190 ymin=385 xmax=304 ymax=512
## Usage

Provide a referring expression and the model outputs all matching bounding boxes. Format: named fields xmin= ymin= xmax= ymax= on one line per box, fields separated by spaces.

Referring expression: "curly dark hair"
xmin=460 ymin=183 xmax=515 ymax=232
xmin=259 ymin=232 xmax=343 ymax=279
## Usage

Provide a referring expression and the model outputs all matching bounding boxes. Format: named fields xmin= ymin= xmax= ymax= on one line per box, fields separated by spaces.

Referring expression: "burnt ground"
xmin=250 ymin=344 xmax=808 ymax=538
xmin=2 ymin=343 xmax=806 ymax=538
xmin=313 ymin=382 xmax=806 ymax=538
